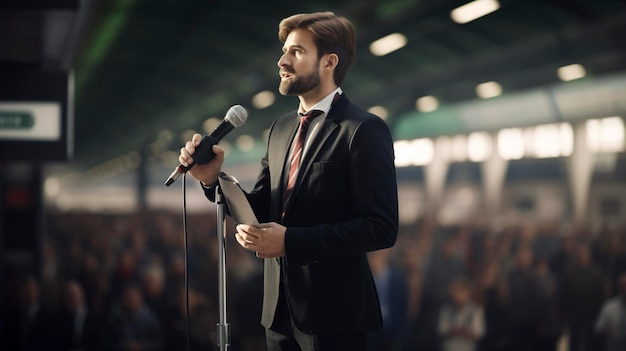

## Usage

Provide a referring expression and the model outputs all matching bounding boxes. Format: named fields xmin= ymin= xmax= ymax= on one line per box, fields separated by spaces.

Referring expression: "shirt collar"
xmin=298 ymin=87 xmax=343 ymax=116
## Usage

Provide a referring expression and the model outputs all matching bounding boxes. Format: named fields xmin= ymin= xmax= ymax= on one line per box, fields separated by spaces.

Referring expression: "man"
xmin=179 ymin=12 xmax=398 ymax=350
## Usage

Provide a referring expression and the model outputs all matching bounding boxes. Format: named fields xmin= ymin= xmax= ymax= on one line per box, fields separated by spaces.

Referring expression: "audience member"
xmin=367 ymin=248 xmax=410 ymax=351
xmin=533 ymin=258 xmax=562 ymax=351
xmin=560 ymin=244 xmax=606 ymax=351
xmin=476 ymin=261 xmax=510 ymax=351
xmin=163 ymin=285 xmax=216 ymax=351
xmin=425 ymin=234 xmax=466 ymax=305
xmin=109 ymin=249 xmax=140 ymax=300
xmin=506 ymin=245 xmax=541 ymax=351
xmin=52 ymin=280 xmax=103 ymax=351
xmin=595 ymin=272 xmax=626 ymax=351
xmin=105 ymin=283 xmax=164 ymax=351
xmin=2 ymin=275 xmax=55 ymax=350
xmin=594 ymin=228 xmax=626 ymax=296
xmin=140 ymin=264 xmax=169 ymax=326
xmin=438 ymin=277 xmax=485 ymax=351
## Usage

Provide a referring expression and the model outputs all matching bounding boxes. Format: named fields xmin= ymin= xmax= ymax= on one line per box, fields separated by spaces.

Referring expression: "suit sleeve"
xmin=284 ymin=115 xmax=399 ymax=265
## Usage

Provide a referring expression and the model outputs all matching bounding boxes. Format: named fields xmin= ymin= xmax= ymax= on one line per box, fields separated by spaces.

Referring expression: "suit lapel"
xmin=269 ymin=113 xmax=299 ymax=199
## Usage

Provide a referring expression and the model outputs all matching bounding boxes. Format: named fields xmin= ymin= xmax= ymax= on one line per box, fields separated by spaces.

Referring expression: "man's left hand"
xmin=235 ymin=222 xmax=286 ymax=258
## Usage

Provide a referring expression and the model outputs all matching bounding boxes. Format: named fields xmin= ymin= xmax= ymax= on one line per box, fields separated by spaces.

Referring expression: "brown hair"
xmin=278 ymin=12 xmax=356 ymax=86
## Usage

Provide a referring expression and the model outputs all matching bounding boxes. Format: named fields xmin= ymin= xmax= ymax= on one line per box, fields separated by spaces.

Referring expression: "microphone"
xmin=164 ymin=105 xmax=248 ymax=186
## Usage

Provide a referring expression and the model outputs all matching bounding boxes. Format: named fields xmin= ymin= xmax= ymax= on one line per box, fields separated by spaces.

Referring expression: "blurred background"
xmin=1 ymin=0 xmax=625 ymax=350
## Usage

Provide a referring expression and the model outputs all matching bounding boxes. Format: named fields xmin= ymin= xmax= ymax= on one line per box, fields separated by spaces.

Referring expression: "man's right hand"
xmin=179 ymin=133 xmax=225 ymax=186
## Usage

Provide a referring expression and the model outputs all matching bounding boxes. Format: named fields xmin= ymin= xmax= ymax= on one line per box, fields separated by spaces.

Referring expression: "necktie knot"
xmin=299 ymin=109 xmax=323 ymax=119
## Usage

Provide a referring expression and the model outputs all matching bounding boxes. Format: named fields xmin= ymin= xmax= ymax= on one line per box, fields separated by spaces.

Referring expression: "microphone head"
xmin=225 ymin=105 xmax=248 ymax=127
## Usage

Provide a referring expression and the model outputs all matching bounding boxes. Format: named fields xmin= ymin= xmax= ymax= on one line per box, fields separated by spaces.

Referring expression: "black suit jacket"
xmin=208 ymin=94 xmax=398 ymax=335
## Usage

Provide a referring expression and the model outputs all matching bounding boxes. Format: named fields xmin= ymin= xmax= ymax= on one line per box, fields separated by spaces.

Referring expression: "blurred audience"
xmin=1 ymin=211 xmax=624 ymax=351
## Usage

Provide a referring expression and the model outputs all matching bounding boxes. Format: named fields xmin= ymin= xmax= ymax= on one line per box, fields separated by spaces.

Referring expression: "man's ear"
xmin=324 ymin=53 xmax=339 ymax=70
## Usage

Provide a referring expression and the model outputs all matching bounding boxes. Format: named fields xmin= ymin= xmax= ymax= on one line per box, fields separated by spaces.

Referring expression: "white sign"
xmin=0 ymin=101 xmax=61 ymax=141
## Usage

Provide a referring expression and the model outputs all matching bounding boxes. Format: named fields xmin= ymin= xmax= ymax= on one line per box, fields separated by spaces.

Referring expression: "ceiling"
xmin=5 ymin=0 xmax=626 ymax=170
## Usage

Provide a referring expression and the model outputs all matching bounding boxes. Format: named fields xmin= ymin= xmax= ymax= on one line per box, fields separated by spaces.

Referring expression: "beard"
xmin=279 ymin=60 xmax=321 ymax=96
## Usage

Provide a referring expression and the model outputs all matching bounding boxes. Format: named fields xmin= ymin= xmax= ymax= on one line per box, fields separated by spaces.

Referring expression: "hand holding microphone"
xmin=165 ymin=105 xmax=248 ymax=186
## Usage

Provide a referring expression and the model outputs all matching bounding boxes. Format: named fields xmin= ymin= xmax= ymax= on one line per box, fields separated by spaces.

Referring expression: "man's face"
xmin=278 ymin=29 xmax=322 ymax=96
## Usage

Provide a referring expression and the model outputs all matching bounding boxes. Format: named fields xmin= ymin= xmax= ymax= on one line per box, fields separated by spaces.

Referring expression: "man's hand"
xmin=235 ymin=222 xmax=286 ymax=258
xmin=178 ymin=133 xmax=225 ymax=185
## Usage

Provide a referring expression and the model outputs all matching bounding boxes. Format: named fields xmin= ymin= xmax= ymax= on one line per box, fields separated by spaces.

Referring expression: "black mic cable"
xmin=182 ymin=173 xmax=191 ymax=351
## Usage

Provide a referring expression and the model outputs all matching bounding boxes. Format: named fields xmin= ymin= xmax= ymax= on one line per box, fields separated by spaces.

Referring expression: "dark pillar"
xmin=0 ymin=162 xmax=44 ymax=309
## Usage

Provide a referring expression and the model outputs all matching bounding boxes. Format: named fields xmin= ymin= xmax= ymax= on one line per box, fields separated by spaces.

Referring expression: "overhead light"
xmin=467 ymin=132 xmax=492 ymax=162
xmin=368 ymin=105 xmax=389 ymax=120
xmin=220 ymin=140 xmax=232 ymax=156
xmin=451 ymin=135 xmax=468 ymax=162
xmin=476 ymin=81 xmax=502 ymax=99
xmin=533 ymin=124 xmax=562 ymax=158
xmin=236 ymin=134 xmax=255 ymax=152
xmin=559 ymin=123 xmax=574 ymax=157
xmin=203 ymin=117 xmax=221 ymax=134
xmin=557 ymin=64 xmax=586 ymax=82
xmin=451 ymin=0 xmax=500 ymax=24
xmin=180 ymin=129 xmax=198 ymax=144
xmin=586 ymin=116 xmax=625 ymax=153
xmin=436 ymin=136 xmax=452 ymax=161
xmin=394 ymin=139 xmax=434 ymax=166
xmin=157 ymin=129 xmax=173 ymax=144
xmin=252 ymin=90 xmax=275 ymax=109
xmin=497 ymin=128 xmax=524 ymax=160
xmin=370 ymin=33 xmax=407 ymax=57
xmin=416 ymin=95 xmax=439 ymax=113
xmin=44 ymin=177 xmax=61 ymax=197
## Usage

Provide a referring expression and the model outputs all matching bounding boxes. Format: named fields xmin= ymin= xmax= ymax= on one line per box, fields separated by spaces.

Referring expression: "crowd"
xmin=1 ymin=210 xmax=625 ymax=351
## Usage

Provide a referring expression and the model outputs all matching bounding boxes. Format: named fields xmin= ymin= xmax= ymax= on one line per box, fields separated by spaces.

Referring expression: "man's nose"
xmin=277 ymin=53 xmax=289 ymax=67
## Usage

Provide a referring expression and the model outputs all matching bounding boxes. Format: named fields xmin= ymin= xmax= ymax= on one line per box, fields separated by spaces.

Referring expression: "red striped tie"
xmin=282 ymin=109 xmax=323 ymax=215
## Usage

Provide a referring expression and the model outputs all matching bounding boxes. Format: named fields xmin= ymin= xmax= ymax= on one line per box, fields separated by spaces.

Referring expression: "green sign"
xmin=0 ymin=111 xmax=35 ymax=129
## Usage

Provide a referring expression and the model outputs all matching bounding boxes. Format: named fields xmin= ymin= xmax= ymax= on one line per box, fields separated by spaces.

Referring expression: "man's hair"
xmin=278 ymin=12 xmax=356 ymax=86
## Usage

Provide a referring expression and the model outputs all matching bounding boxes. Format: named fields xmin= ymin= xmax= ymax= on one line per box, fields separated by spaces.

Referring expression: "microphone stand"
xmin=215 ymin=185 xmax=230 ymax=350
